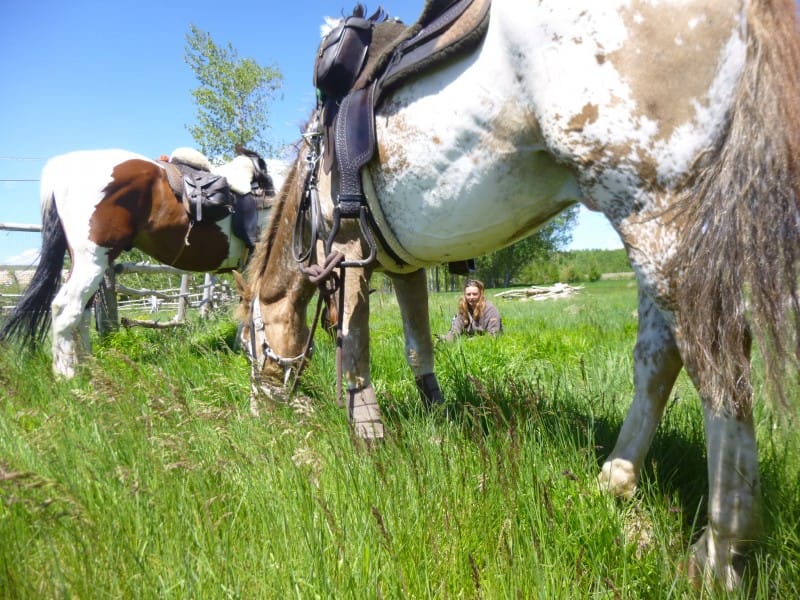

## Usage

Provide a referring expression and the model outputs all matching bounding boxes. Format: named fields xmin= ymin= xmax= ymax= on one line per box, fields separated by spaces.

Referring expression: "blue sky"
xmin=0 ymin=0 xmax=621 ymax=265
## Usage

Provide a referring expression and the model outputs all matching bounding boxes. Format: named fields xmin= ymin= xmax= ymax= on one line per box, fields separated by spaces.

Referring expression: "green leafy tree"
xmin=184 ymin=25 xmax=283 ymax=161
xmin=475 ymin=206 xmax=579 ymax=287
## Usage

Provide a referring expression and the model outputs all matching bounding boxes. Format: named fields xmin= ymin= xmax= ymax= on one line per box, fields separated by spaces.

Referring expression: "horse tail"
xmin=672 ymin=0 xmax=800 ymax=414
xmin=0 ymin=186 xmax=67 ymax=351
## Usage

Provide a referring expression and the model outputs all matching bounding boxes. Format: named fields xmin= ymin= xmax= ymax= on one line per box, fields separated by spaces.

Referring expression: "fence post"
xmin=94 ymin=266 xmax=119 ymax=336
xmin=200 ymin=273 xmax=215 ymax=318
xmin=175 ymin=274 xmax=191 ymax=323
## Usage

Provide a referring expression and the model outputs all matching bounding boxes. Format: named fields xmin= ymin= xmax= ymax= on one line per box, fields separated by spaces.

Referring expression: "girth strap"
xmin=334 ymin=82 xmax=378 ymax=210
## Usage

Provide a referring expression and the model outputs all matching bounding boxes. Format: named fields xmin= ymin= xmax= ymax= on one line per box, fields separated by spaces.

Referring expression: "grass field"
xmin=1 ymin=280 xmax=798 ymax=598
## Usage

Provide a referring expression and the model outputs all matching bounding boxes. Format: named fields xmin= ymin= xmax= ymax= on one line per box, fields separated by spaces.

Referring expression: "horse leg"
xmin=50 ymin=250 xmax=107 ymax=377
xmin=689 ymin=408 xmax=761 ymax=589
xmin=689 ymin=396 xmax=761 ymax=589
xmin=389 ymin=269 xmax=443 ymax=407
xmin=598 ymin=290 xmax=682 ymax=497
xmin=340 ymin=265 xmax=384 ymax=440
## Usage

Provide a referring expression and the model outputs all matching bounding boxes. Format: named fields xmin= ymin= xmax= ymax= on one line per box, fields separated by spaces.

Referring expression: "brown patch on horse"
xmin=610 ymin=3 xmax=740 ymax=144
xmin=90 ymin=159 xmax=231 ymax=270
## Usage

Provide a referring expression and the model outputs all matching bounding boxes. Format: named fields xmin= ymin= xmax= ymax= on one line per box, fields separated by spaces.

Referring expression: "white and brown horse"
xmin=241 ymin=0 xmax=800 ymax=588
xmin=0 ymin=146 xmax=274 ymax=378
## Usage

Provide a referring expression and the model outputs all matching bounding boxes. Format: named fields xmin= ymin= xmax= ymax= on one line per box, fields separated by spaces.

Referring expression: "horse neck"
xmin=257 ymin=158 xmax=314 ymax=304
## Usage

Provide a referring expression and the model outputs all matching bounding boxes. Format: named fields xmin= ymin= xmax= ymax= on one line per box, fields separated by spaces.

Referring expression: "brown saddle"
xmin=315 ymin=0 xmax=490 ymax=272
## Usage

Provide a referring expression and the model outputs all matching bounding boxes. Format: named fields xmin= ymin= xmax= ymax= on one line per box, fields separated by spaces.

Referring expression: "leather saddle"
xmin=160 ymin=153 xmax=233 ymax=224
xmin=314 ymin=0 xmax=490 ymax=274
xmin=159 ymin=148 xmax=270 ymax=251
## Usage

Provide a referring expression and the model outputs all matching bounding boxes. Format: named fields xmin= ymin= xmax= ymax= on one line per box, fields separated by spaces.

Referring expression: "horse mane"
xmin=242 ymin=150 xmax=303 ymax=286
xmin=668 ymin=0 xmax=800 ymax=413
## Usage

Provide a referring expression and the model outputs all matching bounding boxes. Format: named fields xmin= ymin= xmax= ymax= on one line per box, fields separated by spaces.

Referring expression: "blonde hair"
xmin=457 ymin=279 xmax=487 ymax=323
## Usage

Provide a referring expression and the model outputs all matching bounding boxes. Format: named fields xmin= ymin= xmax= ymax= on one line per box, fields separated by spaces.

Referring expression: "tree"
xmin=475 ymin=206 xmax=579 ymax=287
xmin=184 ymin=25 xmax=283 ymax=161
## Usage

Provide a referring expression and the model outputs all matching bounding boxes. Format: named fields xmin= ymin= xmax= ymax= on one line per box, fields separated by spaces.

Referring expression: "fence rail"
xmin=0 ymin=222 xmax=41 ymax=232
xmin=1 ymin=221 xmax=235 ymax=327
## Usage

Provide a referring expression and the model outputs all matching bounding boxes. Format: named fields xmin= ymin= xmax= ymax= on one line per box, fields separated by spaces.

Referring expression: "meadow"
xmin=1 ymin=280 xmax=798 ymax=598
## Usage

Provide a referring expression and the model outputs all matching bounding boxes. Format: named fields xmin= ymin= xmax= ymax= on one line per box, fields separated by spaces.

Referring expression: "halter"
xmin=246 ymin=295 xmax=306 ymax=387
xmin=245 ymin=292 xmax=324 ymax=397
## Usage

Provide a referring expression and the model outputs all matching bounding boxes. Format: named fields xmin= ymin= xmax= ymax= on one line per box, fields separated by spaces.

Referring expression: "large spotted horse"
xmin=239 ymin=0 xmax=800 ymax=589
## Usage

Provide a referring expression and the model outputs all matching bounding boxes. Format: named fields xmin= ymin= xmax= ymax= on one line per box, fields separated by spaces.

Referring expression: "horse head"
xmin=234 ymin=151 xmax=322 ymax=414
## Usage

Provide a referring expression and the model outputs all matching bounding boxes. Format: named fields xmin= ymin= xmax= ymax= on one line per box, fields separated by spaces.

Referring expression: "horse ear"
xmin=367 ymin=6 xmax=387 ymax=22
xmin=235 ymin=145 xmax=262 ymax=160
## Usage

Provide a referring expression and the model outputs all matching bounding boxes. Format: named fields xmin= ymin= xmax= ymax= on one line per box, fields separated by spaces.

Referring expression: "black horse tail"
xmin=0 ymin=193 xmax=67 ymax=350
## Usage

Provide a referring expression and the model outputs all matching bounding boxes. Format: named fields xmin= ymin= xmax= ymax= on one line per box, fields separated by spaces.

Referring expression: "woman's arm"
xmin=482 ymin=303 xmax=503 ymax=335
xmin=442 ymin=313 xmax=465 ymax=342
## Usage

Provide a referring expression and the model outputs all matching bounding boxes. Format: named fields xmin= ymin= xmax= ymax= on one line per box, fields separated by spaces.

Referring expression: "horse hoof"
xmin=353 ymin=421 xmax=385 ymax=443
xmin=353 ymin=426 xmax=385 ymax=450
xmin=684 ymin=531 xmax=748 ymax=592
xmin=597 ymin=458 xmax=637 ymax=499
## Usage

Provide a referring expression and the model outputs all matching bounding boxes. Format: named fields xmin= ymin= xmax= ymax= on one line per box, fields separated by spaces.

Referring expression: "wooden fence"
xmin=0 ymin=221 xmax=237 ymax=330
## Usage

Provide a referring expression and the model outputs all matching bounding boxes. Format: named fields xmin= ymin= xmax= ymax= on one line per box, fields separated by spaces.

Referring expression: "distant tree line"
xmin=417 ymin=247 xmax=632 ymax=293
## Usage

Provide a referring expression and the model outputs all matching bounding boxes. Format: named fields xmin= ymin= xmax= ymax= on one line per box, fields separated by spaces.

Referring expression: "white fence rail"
xmin=1 ymin=221 xmax=236 ymax=328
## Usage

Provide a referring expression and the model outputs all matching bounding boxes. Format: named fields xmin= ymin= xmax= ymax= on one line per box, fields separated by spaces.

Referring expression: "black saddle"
xmin=314 ymin=0 xmax=490 ymax=270
xmin=160 ymin=147 xmax=274 ymax=250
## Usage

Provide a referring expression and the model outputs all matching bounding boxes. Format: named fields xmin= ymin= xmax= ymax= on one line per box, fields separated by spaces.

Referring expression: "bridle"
xmin=244 ymin=114 xmax=359 ymax=407
xmin=245 ymin=295 xmax=306 ymax=388
xmin=244 ymin=124 xmax=337 ymax=396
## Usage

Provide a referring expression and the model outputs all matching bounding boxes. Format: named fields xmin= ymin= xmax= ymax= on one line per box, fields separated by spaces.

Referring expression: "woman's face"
xmin=464 ymin=285 xmax=481 ymax=308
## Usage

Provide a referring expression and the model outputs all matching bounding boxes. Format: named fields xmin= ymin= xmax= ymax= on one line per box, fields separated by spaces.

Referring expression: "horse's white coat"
xmin=43 ymin=150 xmax=145 ymax=378
xmin=367 ymin=0 xmax=747 ymax=282
xmin=314 ymin=0 xmax=781 ymax=589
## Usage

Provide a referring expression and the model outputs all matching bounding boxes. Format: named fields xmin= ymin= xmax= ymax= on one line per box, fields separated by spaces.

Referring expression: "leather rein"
xmin=246 ymin=122 xmax=344 ymax=398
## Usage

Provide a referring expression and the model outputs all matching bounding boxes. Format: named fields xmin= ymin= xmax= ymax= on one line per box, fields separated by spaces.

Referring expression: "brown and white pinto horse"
xmin=0 ymin=146 xmax=274 ymax=378
xmin=243 ymin=0 xmax=800 ymax=589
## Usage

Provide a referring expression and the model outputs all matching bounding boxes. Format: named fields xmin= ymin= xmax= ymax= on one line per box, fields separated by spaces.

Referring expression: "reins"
xmin=295 ymin=116 xmax=372 ymax=409
xmin=295 ymin=119 xmax=352 ymax=408
xmin=249 ymin=114 xmax=380 ymax=409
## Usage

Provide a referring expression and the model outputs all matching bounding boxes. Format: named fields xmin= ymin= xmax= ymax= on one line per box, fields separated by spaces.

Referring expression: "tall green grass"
xmin=1 ymin=281 xmax=798 ymax=598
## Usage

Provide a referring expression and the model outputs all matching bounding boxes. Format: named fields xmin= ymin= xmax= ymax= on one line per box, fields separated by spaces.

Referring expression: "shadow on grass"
xmin=383 ymin=370 xmax=711 ymax=538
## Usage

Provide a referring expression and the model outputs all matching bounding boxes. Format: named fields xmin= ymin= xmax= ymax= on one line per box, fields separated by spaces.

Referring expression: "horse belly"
xmin=370 ymin=39 xmax=580 ymax=265
xmin=369 ymin=149 xmax=578 ymax=264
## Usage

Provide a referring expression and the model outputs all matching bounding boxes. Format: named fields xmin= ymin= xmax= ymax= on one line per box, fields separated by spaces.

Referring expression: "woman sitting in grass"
xmin=442 ymin=279 xmax=503 ymax=342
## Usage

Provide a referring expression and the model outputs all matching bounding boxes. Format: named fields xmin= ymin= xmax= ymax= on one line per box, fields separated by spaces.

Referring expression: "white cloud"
xmin=2 ymin=248 xmax=40 ymax=266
